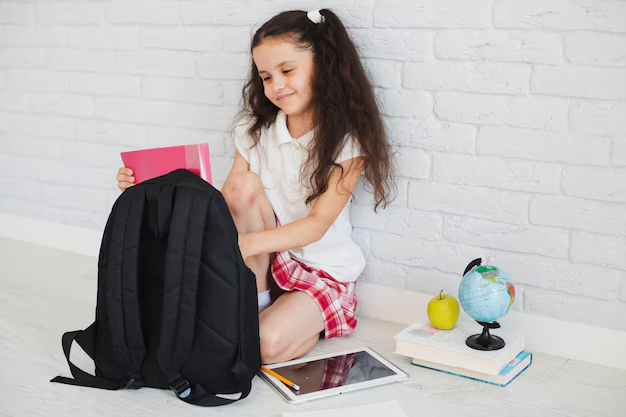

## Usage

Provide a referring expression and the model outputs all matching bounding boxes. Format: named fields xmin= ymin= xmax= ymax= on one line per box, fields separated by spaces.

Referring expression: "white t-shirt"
xmin=232 ymin=110 xmax=365 ymax=283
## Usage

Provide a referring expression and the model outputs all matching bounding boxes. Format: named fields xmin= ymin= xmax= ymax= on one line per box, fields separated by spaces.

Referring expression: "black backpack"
xmin=51 ymin=169 xmax=261 ymax=406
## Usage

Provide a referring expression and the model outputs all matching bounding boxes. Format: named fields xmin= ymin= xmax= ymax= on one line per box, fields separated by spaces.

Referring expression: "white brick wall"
xmin=1 ymin=0 xmax=625 ymax=332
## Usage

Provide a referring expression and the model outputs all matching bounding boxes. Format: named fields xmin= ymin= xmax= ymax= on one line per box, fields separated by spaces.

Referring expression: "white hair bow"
xmin=307 ymin=9 xmax=325 ymax=24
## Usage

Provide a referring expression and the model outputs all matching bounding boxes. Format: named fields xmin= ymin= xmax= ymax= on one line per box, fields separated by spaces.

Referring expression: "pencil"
xmin=261 ymin=366 xmax=301 ymax=391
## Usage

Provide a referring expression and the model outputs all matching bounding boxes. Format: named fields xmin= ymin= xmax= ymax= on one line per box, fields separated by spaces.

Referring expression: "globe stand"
xmin=466 ymin=321 xmax=505 ymax=351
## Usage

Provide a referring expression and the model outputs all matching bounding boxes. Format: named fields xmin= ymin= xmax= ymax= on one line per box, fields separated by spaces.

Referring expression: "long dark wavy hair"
xmin=236 ymin=9 xmax=395 ymax=211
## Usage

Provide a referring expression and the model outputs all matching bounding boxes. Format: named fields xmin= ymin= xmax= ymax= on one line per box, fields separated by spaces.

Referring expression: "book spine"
xmin=501 ymin=353 xmax=532 ymax=388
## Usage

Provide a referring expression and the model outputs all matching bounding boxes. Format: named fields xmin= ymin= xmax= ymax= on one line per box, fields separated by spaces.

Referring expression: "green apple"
xmin=427 ymin=290 xmax=460 ymax=330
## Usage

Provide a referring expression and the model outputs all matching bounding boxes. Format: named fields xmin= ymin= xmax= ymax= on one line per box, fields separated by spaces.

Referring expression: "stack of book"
xmin=394 ymin=321 xmax=531 ymax=387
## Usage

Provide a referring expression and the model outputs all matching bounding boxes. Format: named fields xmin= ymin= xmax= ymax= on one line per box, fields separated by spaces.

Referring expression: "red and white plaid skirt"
xmin=270 ymin=241 xmax=358 ymax=339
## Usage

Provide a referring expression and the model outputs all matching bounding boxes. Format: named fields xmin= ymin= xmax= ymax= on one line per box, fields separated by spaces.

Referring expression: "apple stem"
xmin=439 ymin=290 xmax=443 ymax=300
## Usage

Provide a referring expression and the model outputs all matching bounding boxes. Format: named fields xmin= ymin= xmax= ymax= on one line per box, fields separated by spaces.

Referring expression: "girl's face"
xmin=253 ymin=36 xmax=314 ymax=121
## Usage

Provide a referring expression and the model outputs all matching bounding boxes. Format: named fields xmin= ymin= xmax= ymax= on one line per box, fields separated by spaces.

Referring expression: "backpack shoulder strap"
xmin=155 ymin=187 xmax=208 ymax=395
xmin=155 ymin=186 xmax=248 ymax=406
xmin=51 ymin=189 xmax=147 ymax=389
xmin=102 ymin=187 xmax=147 ymax=385
xmin=50 ymin=325 xmax=129 ymax=390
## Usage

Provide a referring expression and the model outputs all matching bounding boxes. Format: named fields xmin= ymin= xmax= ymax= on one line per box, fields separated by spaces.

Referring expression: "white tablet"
xmin=258 ymin=346 xmax=408 ymax=404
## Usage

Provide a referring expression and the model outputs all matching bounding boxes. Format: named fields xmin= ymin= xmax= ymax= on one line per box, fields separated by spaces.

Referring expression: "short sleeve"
xmin=335 ymin=134 xmax=362 ymax=164
xmin=232 ymin=122 xmax=255 ymax=163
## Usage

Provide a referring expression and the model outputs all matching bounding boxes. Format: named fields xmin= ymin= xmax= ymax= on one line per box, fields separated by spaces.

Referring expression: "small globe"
xmin=458 ymin=264 xmax=516 ymax=323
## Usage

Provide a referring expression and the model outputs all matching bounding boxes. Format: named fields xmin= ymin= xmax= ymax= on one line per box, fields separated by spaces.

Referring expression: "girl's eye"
xmin=283 ymin=69 xmax=293 ymax=74
xmin=262 ymin=76 xmax=271 ymax=82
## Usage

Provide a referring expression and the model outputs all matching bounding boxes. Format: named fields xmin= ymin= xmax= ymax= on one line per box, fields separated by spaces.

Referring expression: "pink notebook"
xmin=121 ymin=143 xmax=212 ymax=185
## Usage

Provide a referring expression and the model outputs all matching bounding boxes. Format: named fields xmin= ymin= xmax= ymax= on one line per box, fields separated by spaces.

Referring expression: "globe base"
xmin=466 ymin=321 xmax=506 ymax=351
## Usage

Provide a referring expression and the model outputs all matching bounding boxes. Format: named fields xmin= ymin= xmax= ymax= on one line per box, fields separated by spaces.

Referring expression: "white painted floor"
xmin=1 ymin=237 xmax=625 ymax=417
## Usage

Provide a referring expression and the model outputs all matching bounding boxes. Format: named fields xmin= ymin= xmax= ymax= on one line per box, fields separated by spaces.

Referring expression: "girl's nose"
xmin=273 ymin=77 xmax=286 ymax=94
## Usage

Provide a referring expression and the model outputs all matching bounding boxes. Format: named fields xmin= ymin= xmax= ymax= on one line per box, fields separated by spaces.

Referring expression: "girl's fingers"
xmin=116 ymin=167 xmax=135 ymax=191
xmin=116 ymin=174 xmax=135 ymax=183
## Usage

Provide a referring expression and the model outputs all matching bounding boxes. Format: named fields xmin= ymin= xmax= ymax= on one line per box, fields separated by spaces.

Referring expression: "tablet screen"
xmin=270 ymin=350 xmax=397 ymax=396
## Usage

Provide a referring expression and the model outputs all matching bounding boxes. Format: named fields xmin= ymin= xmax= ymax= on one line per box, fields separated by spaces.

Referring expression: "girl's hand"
xmin=116 ymin=167 xmax=135 ymax=191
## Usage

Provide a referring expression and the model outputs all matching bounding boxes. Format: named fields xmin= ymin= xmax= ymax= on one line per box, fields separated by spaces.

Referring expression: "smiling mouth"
xmin=278 ymin=93 xmax=294 ymax=101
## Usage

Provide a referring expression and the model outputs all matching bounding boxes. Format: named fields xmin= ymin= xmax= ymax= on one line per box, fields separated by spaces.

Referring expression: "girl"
xmin=117 ymin=9 xmax=394 ymax=365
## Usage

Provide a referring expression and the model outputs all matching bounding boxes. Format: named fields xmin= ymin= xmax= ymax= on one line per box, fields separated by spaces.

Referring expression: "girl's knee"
xmin=259 ymin=325 xmax=319 ymax=364
xmin=222 ymin=172 xmax=263 ymax=214
xmin=259 ymin=328 xmax=288 ymax=364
